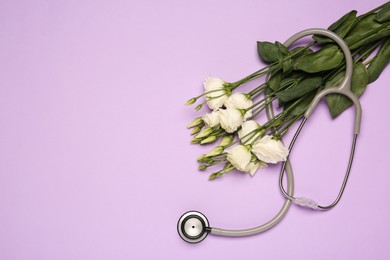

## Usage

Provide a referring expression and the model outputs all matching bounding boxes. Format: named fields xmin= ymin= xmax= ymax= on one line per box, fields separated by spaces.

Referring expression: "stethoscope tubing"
xmin=178 ymin=28 xmax=362 ymax=242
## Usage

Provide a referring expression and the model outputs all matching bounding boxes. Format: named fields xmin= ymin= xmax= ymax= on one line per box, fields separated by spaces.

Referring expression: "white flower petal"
xmin=203 ymin=76 xmax=226 ymax=91
xmin=243 ymin=109 xmax=252 ymax=120
xmin=238 ymin=120 xmax=261 ymax=143
xmin=224 ymin=92 xmax=253 ymax=120
xmin=248 ymin=160 xmax=267 ymax=176
xmin=203 ymin=76 xmax=228 ymax=110
xmin=251 ymin=135 xmax=289 ymax=164
xmin=227 ymin=145 xmax=267 ymax=176
xmin=224 ymin=93 xmax=252 ymax=110
xmin=202 ymin=110 xmax=220 ymax=127
xmin=247 ymin=162 xmax=259 ymax=176
xmin=218 ymin=109 xmax=244 ymax=133
xmin=226 ymin=145 xmax=252 ymax=172
xmin=206 ymin=96 xmax=228 ymax=110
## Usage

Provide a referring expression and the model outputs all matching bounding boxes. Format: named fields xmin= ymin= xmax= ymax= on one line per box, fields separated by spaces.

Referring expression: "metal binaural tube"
xmin=276 ymin=29 xmax=361 ymax=210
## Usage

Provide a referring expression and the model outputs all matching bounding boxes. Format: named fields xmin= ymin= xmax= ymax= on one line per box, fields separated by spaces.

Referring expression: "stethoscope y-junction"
xmin=178 ymin=28 xmax=362 ymax=243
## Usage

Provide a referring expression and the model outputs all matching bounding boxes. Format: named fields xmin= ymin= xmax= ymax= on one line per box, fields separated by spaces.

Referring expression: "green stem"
xmin=250 ymin=96 xmax=278 ymax=118
xmin=278 ymin=116 xmax=302 ymax=137
xmin=356 ymin=40 xmax=383 ymax=63
xmin=249 ymin=83 xmax=267 ymax=97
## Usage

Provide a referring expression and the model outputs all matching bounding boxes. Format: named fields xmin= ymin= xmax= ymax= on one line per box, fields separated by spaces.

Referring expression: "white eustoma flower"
xmin=238 ymin=120 xmax=261 ymax=144
xmin=224 ymin=93 xmax=253 ymax=120
xmin=204 ymin=76 xmax=229 ymax=110
xmin=226 ymin=145 xmax=267 ymax=176
xmin=252 ymin=135 xmax=289 ymax=164
xmin=218 ymin=108 xmax=243 ymax=133
xmin=202 ymin=110 xmax=220 ymax=127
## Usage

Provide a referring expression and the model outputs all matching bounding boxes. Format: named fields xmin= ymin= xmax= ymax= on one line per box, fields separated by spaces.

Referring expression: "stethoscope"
xmin=177 ymin=28 xmax=362 ymax=243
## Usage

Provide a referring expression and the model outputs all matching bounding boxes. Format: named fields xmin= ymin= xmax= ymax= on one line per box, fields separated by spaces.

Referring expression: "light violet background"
xmin=0 ymin=0 xmax=389 ymax=259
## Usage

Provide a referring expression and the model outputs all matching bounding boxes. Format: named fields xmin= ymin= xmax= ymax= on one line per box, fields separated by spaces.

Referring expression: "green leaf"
xmin=344 ymin=14 xmax=384 ymax=49
xmin=325 ymin=68 xmax=345 ymax=89
xmin=281 ymin=58 xmax=293 ymax=74
xmin=268 ymin=71 xmax=283 ymax=91
xmin=347 ymin=14 xmax=383 ymax=35
xmin=358 ymin=40 xmax=382 ymax=61
xmin=276 ymin=41 xmax=289 ymax=55
xmin=293 ymin=44 xmax=344 ymax=73
xmin=264 ymin=85 xmax=273 ymax=96
xmin=325 ymin=62 xmax=369 ymax=118
xmin=290 ymin=46 xmax=313 ymax=59
xmin=257 ymin=41 xmax=283 ymax=63
xmin=276 ymin=77 xmax=322 ymax=102
xmin=368 ymin=38 xmax=390 ymax=83
xmin=348 ymin=29 xmax=390 ymax=50
xmin=329 ymin=10 xmax=357 ymax=31
xmin=376 ymin=2 xmax=390 ymax=22
xmin=314 ymin=10 xmax=358 ymax=43
xmin=284 ymin=92 xmax=317 ymax=116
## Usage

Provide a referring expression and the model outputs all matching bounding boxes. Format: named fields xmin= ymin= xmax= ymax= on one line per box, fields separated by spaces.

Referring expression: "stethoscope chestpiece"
xmin=177 ymin=211 xmax=210 ymax=243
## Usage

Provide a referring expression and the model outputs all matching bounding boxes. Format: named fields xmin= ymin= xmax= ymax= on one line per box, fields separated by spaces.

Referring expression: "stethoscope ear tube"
xmin=278 ymin=29 xmax=362 ymax=210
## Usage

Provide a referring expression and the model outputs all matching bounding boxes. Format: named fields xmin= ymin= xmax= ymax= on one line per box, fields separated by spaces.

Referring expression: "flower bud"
xmin=187 ymin=116 xmax=204 ymax=128
xmin=200 ymin=135 xmax=217 ymax=144
xmin=208 ymin=172 xmax=220 ymax=180
xmin=191 ymin=137 xmax=202 ymax=144
xmin=195 ymin=104 xmax=203 ymax=111
xmin=185 ymin=98 xmax=196 ymax=106
xmin=197 ymin=155 xmax=206 ymax=162
xmin=219 ymin=135 xmax=234 ymax=147
xmin=206 ymin=146 xmax=224 ymax=157
xmin=223 ymin=164 xmax=235 ymax=173
xmin=197 ymin=155 xmax=213 ymax=163
xmin=196 ymin=127 xmax=213 ymax=139
xmin=191 ymin=126 xmax=202 ymax=135
xmin=198 ymin=165 xmax=208 ymax=171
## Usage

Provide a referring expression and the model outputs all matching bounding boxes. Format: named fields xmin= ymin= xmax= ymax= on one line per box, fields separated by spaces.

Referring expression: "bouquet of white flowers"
xmin=186 ymin=2 xmax=390 ymax=180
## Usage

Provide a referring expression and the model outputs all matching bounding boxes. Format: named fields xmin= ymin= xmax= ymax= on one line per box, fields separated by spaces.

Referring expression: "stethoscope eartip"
xmin=177 ymin=211 xmax=210 ymax=243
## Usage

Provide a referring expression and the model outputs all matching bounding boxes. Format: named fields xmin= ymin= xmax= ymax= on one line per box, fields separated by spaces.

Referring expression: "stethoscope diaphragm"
xmin=177 ymin=211 xmax=209 ymax=243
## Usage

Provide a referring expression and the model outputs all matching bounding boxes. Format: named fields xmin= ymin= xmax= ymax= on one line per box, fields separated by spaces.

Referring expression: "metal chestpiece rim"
xmin=177 ymin=211 xmax=209 ymax=243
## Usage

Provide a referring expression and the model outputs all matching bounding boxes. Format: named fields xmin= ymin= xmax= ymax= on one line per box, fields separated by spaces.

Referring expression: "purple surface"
xmin=0 ymin=0 xmax=389 ymax=259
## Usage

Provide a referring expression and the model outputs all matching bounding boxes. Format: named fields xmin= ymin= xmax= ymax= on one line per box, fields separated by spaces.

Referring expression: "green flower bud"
xmin=197 ymin=155 xmax=213 ymax=163
xmin=208 ymin=165 xmax=233 ymax=180
xmin=191 ymin=126 xmax=202 ymax=135
xmin=196 ymin=127 xmax=213 ymax=139
xmin=219 ymin=135 xmax=234 ymax=147
xmin=197 ymin=155 xmax=206 ymax=162
xmin=206 ymin=146 xmax=224 ymax=157
xmin=187 ymin=116 xmax=203 ymax=129
xmin=223 ymin=164 xmax=235 ymax=173
xmin=198 ymin=165 xmax=208 ymax=171
xmin=200 ymin=135 xmax=217 ymax=144
xmin=185 ymin=98 xmax=196 ymax=106
xmin=195 ymin=104 xmax=203 ymax=111
xmin=191 ymin=137 xmax=202 ymax=144
xmin=208 ymin=172 xmax=221 ymax=180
